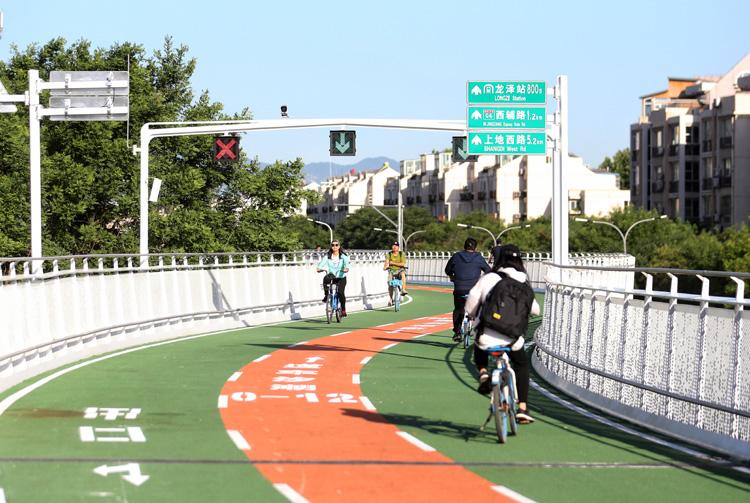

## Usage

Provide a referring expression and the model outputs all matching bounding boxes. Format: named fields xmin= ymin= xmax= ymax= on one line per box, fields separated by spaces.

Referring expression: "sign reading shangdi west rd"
xmin=467 ymin=105 xmax=546 ymax=130
xmin=467 ymin=132 xmax=546 ymax=155
xmin=467 ymin=81 xmax=546 ymax=104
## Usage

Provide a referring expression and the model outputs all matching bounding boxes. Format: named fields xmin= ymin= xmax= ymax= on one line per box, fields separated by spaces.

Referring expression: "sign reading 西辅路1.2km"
xmin=467 ymin=81 xmax=546 ymax=104
xmin=467 ymin=132 xmax=546 ymax=155
xmin=467 ymin=106 xmax=546 ymax=130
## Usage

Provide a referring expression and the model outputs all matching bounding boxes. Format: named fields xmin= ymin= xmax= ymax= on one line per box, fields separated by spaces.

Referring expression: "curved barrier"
xmin=534 ymin=263 xmax=750 ymax=460
xmin=0 ymin=251 xmax=388 ymax=392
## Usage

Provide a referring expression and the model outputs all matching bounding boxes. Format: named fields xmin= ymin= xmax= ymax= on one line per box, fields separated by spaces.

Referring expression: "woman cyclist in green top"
xmin=383 ymin=241 xmax=408 ymax=298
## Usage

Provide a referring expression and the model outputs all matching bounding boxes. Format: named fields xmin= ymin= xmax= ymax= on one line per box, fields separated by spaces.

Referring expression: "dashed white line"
xmin=396 ymin=431 xmax=436 ymax=452
xmin=273 ymin=483 xmax=310 ymax=503
xmin=253 ymin=354 xmax=271 ymax=363
xmin=331 ymin=331 xmax=351 ymax=337
xmin=491 ymin=485 xmax=537 ymax=503
xmin=360 ymin=356 xmax=372 ymax=365
xmin=227 ymin=372 xmax=242 ymax=382
xmin=227 ymin=430 xmax=251 ymax=451
xmin=382 ymin=343 xmax=398 ymax=350
xmin=0 ymin=487 xmax=6 ymax=503
xmin=352 ymin=374 xmax=361 ymax=384
xmin=289 ymin=341 xmax=307 ymax=347
xmin=359 ymin=396 xmax=376 ymax=411
xmin=218 ymin=395 xmax=228 ymax=409
xmin=376 ymin=323 xmax=392 ymax=327
xmin=412 ymin=333 xmax=429 ymax=339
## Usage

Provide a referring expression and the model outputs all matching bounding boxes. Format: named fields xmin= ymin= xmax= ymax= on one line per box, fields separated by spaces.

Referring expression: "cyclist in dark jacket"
xmin=444 ymin=238 xmax=491 ymax=341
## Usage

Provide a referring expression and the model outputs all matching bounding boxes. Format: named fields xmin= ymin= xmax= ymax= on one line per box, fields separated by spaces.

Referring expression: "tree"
xmin=599 ymin=148 xmax=630 ymax=189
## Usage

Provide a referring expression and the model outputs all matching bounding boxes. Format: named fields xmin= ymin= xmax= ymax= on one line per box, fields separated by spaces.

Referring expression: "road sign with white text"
xmin=467 ymin=132 xmax=547 ymax=155
xmin=467 ymin=81 xmax=546 ymax=104
xmin=467 ymin=106 xmax=546 ymax=130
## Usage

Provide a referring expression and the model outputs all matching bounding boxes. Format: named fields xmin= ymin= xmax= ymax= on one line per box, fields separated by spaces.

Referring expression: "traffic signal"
xmin=329 ymin=130 xmax=356 ymax=156
xmin=452 ymin=136 xmax=477 ymax=163
xmin=213 ymin=136 xmax=240 ymax=163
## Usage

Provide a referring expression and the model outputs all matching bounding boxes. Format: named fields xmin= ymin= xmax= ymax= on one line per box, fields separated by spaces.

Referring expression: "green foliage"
xmin=599 ymin=148 xmax=630 ymax=189
xmin=0 ymin=37 xmax=307 ymax=256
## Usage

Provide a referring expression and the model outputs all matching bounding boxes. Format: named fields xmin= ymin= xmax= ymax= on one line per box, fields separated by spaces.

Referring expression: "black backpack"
xmin=479 ymin=272 xmax=535 ymax=340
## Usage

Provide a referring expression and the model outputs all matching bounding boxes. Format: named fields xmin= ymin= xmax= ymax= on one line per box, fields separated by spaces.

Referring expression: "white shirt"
xmin=464 ymin=267 xmax=541 ymax=351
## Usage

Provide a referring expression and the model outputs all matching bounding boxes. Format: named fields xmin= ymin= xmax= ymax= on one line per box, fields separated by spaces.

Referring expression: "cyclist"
xmin=464 ymin=244 xmax=540 ymax=424
xmin=384 ymin=241 xmax=408 ymax=301
xmin=444 ymin=238 xmax=490 ymax=342
xmin=316 ymin=240 xmax=350 ymax=317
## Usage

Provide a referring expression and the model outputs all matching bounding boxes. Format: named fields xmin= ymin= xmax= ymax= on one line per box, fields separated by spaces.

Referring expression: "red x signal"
xmin=214 ymin=137 xmax=239 ymax=161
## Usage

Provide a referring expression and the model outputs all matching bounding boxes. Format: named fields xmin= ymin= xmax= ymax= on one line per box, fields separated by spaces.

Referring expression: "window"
xmin=703 ymin=120 xmax=713 ymax=140
xmin=719 ymin=117 xmax=732 ymax=138
xmin=633 ymin=131 xmax=641 ymax=150
xmin=722 ymin=158 xmax=732 ymax=175
xmin=670 ymin=162 xmax=679 ymax=182
xmin=703 ymin=195 xmax=714 ymax=216
xmin=634 ymin=166 xmax=640 ymax=188
xmin=686 ymin=198 xmax=699 ymax=221
xmin=670 ymin=125 xmax=679 ymax=145
xmin=654 ymin=128 xmax=663 ymax=147
xmin=686 ymin=126 xmax=699 ymax=144
xmin=720 ymin=195 xmax=731 ymax=218
xmin=704 ymin=158 xmax=714 ymax=177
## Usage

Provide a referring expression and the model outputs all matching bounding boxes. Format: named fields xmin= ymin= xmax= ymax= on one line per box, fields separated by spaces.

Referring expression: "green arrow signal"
xmin=335 ymin=132 xmax=350 ymax=154
xmin=458 ymin=137 xmax=468 ymax=160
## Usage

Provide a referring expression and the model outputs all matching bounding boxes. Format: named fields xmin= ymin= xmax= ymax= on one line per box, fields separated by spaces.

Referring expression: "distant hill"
xmin=300 ymin=157 xmax=400 ymax=183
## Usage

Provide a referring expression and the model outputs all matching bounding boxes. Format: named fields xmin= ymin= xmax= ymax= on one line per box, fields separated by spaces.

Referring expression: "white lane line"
xmin=530 ymin=380 xmax=743 ymax=472
xmin=382 ymin=343 xmax=398 ymax=350
xmin=360 ymin=356 xmax=372 ymax=365
xmin=218 ymin=395 xmax=229 ymax=409
xmin=227 ymin=372 xmax=242 ymax=382
xmin=253 ymin=354 xmax=271 ymax=363
xmin=330 ymin=331 xmax=351 ymax=337
xmin=0 ymin=487 xmax=5 ymax=503
xmin=412 ymin=333 xmax=429 ymax=339
xmin=396 ymin=431 xmax=436 ymax=452
xmin=376 ymin=323 xmax=391 ymax=327
xmin=273 ymin=483 xmax=310 ymax=503
xmin=491 ymin=485 xmax=537 ymax=503
xmin=288 ymin=341 xmax=307 ymax=347
xmin=359 ymin=396 xmax=376 ymax=411
xmin=352 ymin=374 xmax=361 ymax=385
xmin=227 ymin=430 xmax=251 ymax=451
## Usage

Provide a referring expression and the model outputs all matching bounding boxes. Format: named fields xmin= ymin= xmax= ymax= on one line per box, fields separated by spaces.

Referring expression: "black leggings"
xmin=452 ymin=292 xmax=468 ymax=334
xmin=323 ymin=276 xmax=347 ymax=310
xmin=474 ymin=344 xmax=530 ymax=404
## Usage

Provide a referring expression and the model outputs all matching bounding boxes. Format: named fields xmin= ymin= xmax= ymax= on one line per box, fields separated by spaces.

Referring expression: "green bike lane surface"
xmin=0 ymin=288 xmax=747 ymax=501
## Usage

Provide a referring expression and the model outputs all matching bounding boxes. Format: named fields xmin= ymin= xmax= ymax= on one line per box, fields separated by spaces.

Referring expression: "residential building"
xmin=631 ymin=53 xmax=750 ymax=228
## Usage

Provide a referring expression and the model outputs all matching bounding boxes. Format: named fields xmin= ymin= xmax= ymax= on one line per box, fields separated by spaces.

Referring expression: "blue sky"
xmin=2 ymin=0 xmax=748 ymax=168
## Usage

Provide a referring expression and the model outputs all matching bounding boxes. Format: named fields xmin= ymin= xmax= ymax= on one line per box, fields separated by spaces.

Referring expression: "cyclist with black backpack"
xmin=464 ymin=244 xmax=540 ymax=424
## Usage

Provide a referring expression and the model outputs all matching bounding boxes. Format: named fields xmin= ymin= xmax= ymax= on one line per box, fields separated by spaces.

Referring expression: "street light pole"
xmin=404 ymin=230 xmax=426 ymax=252
xmin=308 ymin=218 xmax=333 ymax=244
xmin=575 ymin=215 xmax=667 ymax=254
xmin=623 ymin=215 xmax=668 ymax=254
xmin=495 ymin=224 xmax=531 ymax=243
xmin=457 ymin=223 xmax=497 ymax=248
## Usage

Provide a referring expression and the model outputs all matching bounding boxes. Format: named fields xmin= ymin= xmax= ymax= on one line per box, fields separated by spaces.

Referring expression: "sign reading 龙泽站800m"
xmin=466 ymin=81 xmax=546 ymax=105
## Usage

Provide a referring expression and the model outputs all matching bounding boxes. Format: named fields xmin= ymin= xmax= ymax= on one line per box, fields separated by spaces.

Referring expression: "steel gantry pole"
xmin=551 ymin=75 xmax=569 ymax=268
xmin=28 ymin=70 xmax=42 ymax=275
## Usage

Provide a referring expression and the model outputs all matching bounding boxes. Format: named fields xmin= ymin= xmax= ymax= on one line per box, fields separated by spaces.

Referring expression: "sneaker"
xmin=452 ymin=332 xmax=462 ymax=343
xmin=402 ymin=290 xmax=409 ymax=295
xmin=516 ymin=410 xmax=535 ymax=424
xmin=322 ymin=295 xmax=328 ymax=303
xmin=477 ymin=372 xmax=491 ymax=395
xmin=388 ymin=300 xmax=392 ymax=306
xmin=341 ymin=309 xmax=347 ymax=317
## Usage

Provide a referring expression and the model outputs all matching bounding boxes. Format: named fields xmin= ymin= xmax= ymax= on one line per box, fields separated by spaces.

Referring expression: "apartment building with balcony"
xmin=631 ymin=52 xmax=750 ymax=228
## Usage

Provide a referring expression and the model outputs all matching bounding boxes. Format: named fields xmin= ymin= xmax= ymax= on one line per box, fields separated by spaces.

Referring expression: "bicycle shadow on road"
xmin=340 ymin=408 xmax=499 ymax=444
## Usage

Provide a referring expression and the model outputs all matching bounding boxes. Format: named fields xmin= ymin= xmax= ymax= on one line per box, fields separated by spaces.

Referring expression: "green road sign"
xmin=329 ymin=130 xmax=356 ymax=156
xmin=451 ymin=136 xmax=478 ymax=163
xmin=467 ymin=106 xmax=546 ymax=130
xmin=467 ymin=132 xmax=547 ymax=155
xmin=467 ymin=81 xmax=546 ymax=104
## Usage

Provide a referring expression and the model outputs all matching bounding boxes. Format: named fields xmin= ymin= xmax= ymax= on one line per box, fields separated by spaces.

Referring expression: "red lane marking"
xmin=409 ymin=285 xmax=453 ymax=293
xmin=220 ymin=315 xmax=521 ymax=502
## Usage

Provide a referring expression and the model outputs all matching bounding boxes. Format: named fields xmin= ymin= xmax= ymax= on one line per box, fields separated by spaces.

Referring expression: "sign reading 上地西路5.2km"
xmin=466 ymin=81 xmax=546 ymax=104
xmin=467 ymin=106 xmax=546 ymax=130
xmin=467 ymin=132 xmax=546 ymax=155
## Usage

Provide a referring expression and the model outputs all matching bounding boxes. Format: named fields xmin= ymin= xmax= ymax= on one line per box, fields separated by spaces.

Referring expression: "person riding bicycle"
xmin=464 ymin=244 xmax=540 ymax=424
xmin=316 ymin=240 xmax=350 ymax=317
xmin=444 ymin=238 xmax=490 ymax=342
xmin=384 ymin=241 xmax=408 ymax=301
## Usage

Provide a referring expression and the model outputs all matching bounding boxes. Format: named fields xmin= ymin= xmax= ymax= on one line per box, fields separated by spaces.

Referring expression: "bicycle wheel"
xmin=492 ymin=385 xmax=508 ymax=444
xmin=462 ymin=320 xmax=471 ymax=349
xmin=326 ymin=296 xmax=333 ymax=324
xmin=393 ymin=287 xmax=400 ymax=312
xmin=505 ymin=373 xmax=518 ymax=436
xmin=335 ymin=305 xmax=341 ymax=323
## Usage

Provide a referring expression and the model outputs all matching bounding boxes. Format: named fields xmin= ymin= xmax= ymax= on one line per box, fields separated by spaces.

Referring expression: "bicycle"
xmin=321 ymin=272 xmax=343 ymax=324
xmin=460 ymin=314 xmax=472 ymax=349
xmin=479 ymin=345 xmax=518 ymax=443
xmin=387 ymin=267 xmax=407 ymax=312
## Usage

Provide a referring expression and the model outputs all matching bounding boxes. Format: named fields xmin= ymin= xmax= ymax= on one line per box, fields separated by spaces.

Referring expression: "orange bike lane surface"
xmin=219 ymin=312 xmax=523 ymax=502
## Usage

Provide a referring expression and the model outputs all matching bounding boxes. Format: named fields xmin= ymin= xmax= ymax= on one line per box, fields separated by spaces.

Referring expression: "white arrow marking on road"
xmin=93 ymin=463 xmax=150 ymax=486
xmin=471 ymin=135 xmax=483 ymax=145
xmin=471 ymin=85 xmax=482 ymax=95
xmin=471 ymin=110 xmax=482 ymax=120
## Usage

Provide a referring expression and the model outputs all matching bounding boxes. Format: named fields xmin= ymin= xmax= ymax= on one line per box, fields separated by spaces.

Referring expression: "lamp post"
xmin=496 ymin=224 xmax=531 ymax=244
xmin=307 ymin=218 xmax=333 ymax=244
xmin=374 ymin=228 xmax=425 ymax=252
xmin=457 ymin=223 xmax=496 ymax=248
xmin=575 ymin=215 xmax=667 ymax=254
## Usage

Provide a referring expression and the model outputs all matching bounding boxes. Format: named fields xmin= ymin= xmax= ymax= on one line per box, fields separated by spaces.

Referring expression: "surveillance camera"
xmin=280 ymin=105 xmax=288 ymax=118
